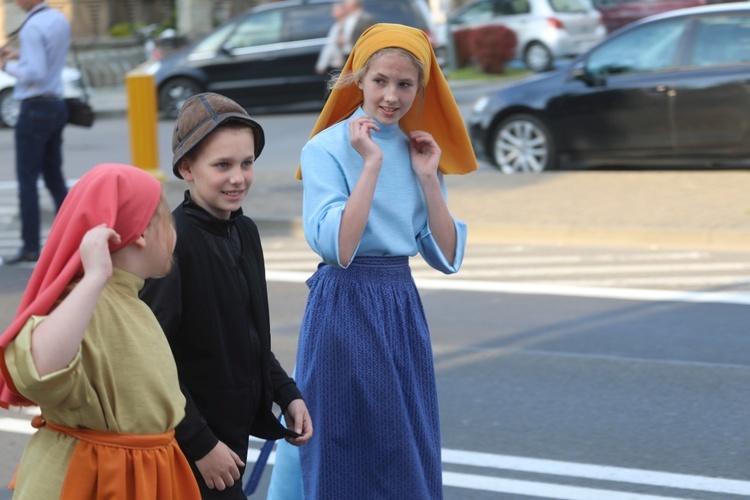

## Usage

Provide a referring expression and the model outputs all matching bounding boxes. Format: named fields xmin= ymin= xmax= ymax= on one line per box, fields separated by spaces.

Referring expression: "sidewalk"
xmin=88 ymin=86 xmax=750 ymax=252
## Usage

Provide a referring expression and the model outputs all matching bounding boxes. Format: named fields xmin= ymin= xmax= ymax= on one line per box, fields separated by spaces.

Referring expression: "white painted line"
xmin=441 ymin=472 xmax=689 ymax=500
xmin=441 ymin=449 xmax=750 ymax=496
xmin=264 ymin=270 xmax=750 ymax=305
xmin=244 ymin=449 xmax=727 ymax=498
xmin=532 ymin=275 xmax=750 ymax=288
xmin=0 ymin=417 xmax=34 ymax=435
xmin=0 ymin=179 xmax=77 ymax=191
xmin=3 ymin=419 xmax=745 ymax=498
xmin=425 ymin=252 xmax=711 ymax=266
xmin=419 ymin=262 xmax=750 ymax=277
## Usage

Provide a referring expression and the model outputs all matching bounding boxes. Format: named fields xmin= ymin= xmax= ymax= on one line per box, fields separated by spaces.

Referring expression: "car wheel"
xmin=0 ymin=88 xmax=20 ymax=128
xmin=491 ymin=114 xmax=556 ymax=173
xmin=158 ymin=77 xmax=203 ymax=118
xmin=523 ymin=42 xmax=553 ymax=72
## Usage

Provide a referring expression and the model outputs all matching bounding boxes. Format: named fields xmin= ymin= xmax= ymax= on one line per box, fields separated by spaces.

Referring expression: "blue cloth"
xmin=15 ymin=98 xmax=68 ymax=253
xmin=266 ymin=415 xmax=304 ymax=499
xmin=5 ymin=3 xmax=70 ymax=100
xmin=300 ymin=107 xmax=466 ymax=272
xmin=271 ymin=106 xmax=464 ymax=497
xmin=295 ymin=257 xmax=443 ymax=498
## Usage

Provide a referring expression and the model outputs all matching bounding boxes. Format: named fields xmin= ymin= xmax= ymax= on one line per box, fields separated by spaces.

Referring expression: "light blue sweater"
xmin=300 ymin=107 xmax=467 ymax=274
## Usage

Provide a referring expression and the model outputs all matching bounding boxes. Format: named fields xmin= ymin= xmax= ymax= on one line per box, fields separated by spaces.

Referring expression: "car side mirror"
xmin=219 ymin=42 xmax=234 ymax=55
xmin=571 ymin=61 xmax=605 ymax=87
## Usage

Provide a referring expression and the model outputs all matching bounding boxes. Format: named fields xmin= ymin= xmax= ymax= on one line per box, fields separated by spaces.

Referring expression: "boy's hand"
xmin=195 ymin=440 xmax=245 ymax=490
xmin=284 ymin=398 xmax=313 ymax=446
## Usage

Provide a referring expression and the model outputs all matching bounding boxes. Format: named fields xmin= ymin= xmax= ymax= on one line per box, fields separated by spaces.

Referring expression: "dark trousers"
xmin=14 ymin=98 xmax=68 ymax=253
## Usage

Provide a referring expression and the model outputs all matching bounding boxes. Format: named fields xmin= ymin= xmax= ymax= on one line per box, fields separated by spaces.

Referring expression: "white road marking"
xmin=0 ymin=417 xmax=34 ymax=435
xmin=441 ymin=472 xmax=689 ymax=499
xmin=4 ymin=415 xmax=748 ymax=497
xmin=415 ymin=261 xmax=750 ymax=277
xmin=264 ymin=270 xmax=750 ymax=305
xmin=243 ymin=444 xmax=750 ymax=498
xmin=441 ymin=449 xmax=750 ymax=495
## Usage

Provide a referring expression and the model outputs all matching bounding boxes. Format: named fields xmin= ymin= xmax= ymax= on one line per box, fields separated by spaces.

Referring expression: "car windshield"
xmin=192 ymin=22 xmax=236 ymax=54
xmin=550 ymin=0 xmax=594 ymax=13
xmin=225 ymin=11 xmax=282 ymax=49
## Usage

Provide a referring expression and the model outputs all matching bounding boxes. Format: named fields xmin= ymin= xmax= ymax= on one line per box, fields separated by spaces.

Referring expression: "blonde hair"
xmin=147 ymin=193 xmax=176 ymax=273
xmin=327 ymin=47 xmax=425 ymax=94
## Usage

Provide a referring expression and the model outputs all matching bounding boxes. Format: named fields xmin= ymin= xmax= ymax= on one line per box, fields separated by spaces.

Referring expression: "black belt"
xmin=22 ymin=95 xmax=61 ymax=102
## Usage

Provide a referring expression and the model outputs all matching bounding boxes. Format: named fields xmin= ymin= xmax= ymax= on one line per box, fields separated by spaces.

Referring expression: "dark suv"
xmin=143 ymin=0 xmax=440 ymax=116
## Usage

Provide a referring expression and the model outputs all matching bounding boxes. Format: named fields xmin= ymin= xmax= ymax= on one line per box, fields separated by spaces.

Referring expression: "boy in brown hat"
xmin=140 ymin=92 xmax=312 ymax=499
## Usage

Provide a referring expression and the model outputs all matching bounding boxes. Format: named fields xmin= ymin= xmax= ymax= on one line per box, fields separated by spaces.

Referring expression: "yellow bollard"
xmin=125 ymin=69 xmax=165 ymax=182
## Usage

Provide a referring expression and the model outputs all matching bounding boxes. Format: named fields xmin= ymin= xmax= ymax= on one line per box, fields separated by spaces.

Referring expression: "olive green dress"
xmin=4 ymin=268 xmax=186 ymax=499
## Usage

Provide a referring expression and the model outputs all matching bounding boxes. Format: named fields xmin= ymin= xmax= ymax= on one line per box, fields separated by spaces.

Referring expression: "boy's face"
xmin=177 ymin=127 xmax=256 ymax=220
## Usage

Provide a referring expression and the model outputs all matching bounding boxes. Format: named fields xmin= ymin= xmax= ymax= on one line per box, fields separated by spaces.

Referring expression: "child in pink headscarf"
xmin=0 ymin=164 xmax=199 ymax=499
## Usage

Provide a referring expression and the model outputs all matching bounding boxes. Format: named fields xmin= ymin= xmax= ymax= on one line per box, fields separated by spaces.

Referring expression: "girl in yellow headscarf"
xmin=270 ymin=23 xmax=476 ymax=499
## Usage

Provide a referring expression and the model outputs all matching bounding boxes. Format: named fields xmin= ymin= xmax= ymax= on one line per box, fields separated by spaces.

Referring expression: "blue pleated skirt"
xmin=293 ymin=256 xmax=443 ymax=499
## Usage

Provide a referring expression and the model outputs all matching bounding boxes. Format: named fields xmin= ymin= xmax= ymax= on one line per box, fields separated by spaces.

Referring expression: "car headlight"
xmin=472 ymin=95 xmax=490 ymax=115
xmin=137 ymin=60 xmax=162 ymax=76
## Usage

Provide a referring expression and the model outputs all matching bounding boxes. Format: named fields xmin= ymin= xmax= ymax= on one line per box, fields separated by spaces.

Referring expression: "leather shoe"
xmin=4 ymin=250 xmax=39 ymax=265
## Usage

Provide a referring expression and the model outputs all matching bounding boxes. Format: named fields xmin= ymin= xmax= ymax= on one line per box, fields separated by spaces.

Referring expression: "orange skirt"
xmin=12 ymin=416 xmax=200 ymax=499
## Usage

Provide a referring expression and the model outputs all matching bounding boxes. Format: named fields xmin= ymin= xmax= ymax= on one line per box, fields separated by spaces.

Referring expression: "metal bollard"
xmin=125 ymin=69 xmax=165 ymax=181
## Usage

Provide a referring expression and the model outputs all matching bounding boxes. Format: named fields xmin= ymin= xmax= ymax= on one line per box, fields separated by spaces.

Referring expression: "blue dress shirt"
xmin=4 ymin=3 xmax=70 ymax=100
xmin=300 ymin=107 xmax=467 ymax=273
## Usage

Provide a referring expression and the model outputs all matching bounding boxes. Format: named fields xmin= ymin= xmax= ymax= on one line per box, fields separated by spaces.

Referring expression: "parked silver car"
xmin=447 ymin=0 xmax=607 ymax=72
xmin=0 ymin=67 xmax=86 ymax=128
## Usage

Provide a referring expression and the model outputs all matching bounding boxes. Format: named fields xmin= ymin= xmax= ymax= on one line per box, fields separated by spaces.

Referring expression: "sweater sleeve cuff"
xmin=175 ymin=420 xmax=219 ymax=462
xmin=275 ymin=380 xmax=303 ymax=412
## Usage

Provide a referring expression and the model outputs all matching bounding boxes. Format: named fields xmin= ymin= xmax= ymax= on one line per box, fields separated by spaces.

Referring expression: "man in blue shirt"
xmin=0 ymin=0 xmax=71 ymax=264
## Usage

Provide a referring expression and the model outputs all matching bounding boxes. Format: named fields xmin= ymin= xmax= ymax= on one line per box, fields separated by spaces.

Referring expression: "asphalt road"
xmin=1 ymin=97 xmax=750 ymax=498
xmin=4 ymin=236 xmax=750 ymax=499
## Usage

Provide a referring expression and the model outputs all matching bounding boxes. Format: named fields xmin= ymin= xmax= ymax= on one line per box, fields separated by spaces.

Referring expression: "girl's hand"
xmin=409 ymin=130 xmax=441 ymax=179
xmin=79 ymin=224 xmax=121 ymax=282
xmin=349 ymin=116 xmax=382 ymax=166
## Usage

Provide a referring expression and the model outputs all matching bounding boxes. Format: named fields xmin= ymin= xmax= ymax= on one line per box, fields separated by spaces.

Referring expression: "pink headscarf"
xmin=0 ymin=164 xmax=162 ymax=407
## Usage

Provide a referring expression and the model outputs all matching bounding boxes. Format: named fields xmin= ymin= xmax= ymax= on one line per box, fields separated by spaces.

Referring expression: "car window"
xmin=689 ymin=15 xmax=750 ymax=67
xmin=503 ymin=0 xmax=531 ymax=15
xmin=365 ymin=1 xmax=429 ymax=29
xmin=586 ymin=19 xmax=686 ymax=76
xmin=225 ymin=11 xmax=283 ymax=49
xmin=453 ymin=1 xmax=495 ymax=23
xmin=284 ymin=4 xmax=334 ymax=42
xmin=549 ymin=0 xmax=594 ymax=14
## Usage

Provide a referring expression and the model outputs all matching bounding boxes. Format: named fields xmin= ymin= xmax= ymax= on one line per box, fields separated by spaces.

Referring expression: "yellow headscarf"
xmin=295 ymin=23 xmax=478 ymax=180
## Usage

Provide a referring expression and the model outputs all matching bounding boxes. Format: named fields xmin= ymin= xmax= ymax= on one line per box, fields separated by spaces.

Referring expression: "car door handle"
xmin=649 ymin=85 xmax=675 ymax=96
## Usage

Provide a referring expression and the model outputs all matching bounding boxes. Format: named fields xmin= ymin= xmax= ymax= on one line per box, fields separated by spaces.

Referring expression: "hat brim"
xmin=172 ymin=112 xmax=266 ymax=179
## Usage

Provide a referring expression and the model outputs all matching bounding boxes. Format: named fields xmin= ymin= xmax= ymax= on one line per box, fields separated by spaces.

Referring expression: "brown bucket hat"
xmin=171 ymin=92 xmax=265 ymax=178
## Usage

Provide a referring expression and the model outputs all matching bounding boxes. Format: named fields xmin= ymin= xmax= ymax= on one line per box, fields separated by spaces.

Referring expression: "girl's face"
xmin=358 ymin=52 xmax=420 ymax=126
xmin=177 ymin=126 xmax=256 ymax=220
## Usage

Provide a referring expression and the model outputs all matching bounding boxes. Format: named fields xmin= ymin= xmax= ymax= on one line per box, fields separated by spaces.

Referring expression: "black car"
xmin=468 ymin=2 xmax=750 ymax=173
xmin=143 ymin=0 xmax=440 ymax=117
